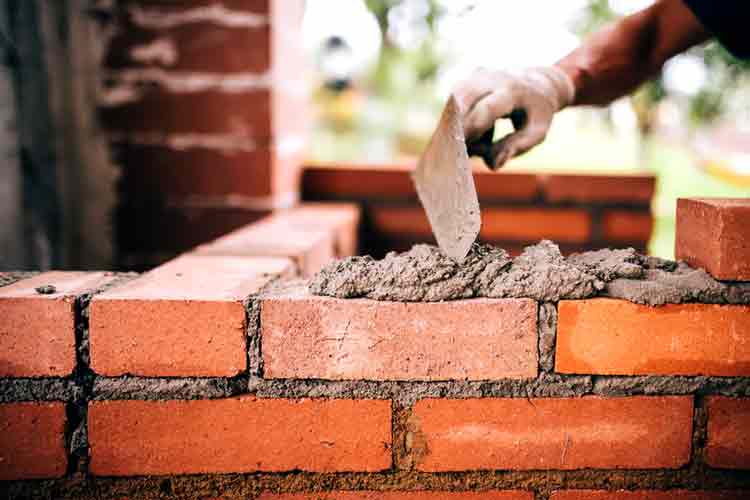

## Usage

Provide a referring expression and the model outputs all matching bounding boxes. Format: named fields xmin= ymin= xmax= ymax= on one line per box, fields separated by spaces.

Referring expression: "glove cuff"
xmin=525 ymin=66 xmax=576 ymax=111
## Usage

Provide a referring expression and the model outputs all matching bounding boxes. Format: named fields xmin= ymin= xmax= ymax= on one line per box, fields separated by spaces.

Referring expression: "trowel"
xmin=411 ymin=95 xmax=483 ymax=262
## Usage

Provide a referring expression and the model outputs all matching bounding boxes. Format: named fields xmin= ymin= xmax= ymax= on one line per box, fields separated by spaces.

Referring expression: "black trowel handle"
xmin=466 ymin=109 xmax=528 ymax=170
xmin=466 ymin=127 xmax=496 ymax=169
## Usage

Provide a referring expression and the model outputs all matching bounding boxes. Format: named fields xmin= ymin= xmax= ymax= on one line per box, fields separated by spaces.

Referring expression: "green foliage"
xmin=575 ymin=0 xmax=750 ymax=130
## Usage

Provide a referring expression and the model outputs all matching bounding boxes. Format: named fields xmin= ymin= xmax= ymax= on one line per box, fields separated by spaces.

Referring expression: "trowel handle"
xmin=466 ymin=127 xmax=496 ymax=169
xmin=466 ymin=109 xmax=528 ymax=170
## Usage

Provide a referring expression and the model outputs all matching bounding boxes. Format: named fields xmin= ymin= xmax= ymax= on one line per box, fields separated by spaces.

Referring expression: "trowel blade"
xmin=411 ymin=95 xmax=481 ymax=261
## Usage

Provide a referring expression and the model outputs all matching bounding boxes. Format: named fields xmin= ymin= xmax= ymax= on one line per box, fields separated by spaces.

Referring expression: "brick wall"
xmin=302 ymin=163 xmax=655 ymax=257
xmin=2 ymin=199 xmax=749 ymax=499
xmin=102 ymin=0 xmax=308 ymax=270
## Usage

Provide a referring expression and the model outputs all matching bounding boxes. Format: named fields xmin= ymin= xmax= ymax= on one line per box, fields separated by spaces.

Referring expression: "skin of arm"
xmin=556 ymin=0 xmax=711 ymax=106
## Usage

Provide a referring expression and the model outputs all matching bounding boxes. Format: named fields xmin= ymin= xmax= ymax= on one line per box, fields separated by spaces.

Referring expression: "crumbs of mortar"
xmin=309 ymin=240 xmax=750 ymax=305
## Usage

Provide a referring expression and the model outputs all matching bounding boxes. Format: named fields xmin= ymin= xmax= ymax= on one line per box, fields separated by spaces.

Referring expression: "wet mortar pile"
xmin=310 ymin=240 xmax=750 ymax=305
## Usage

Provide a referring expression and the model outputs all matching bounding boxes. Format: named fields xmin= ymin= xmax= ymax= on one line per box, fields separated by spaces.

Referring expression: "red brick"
xmin=258 ymin=493 xmax=533 ymax=500
xmin=600 ymin=210 xmax=653 ymax=243
xmin=707 ymin=396 xmax=750 ymax=469
xmin=88 ymin=397 xmax=391 ymax=475
xmin=556 ymin=299 xmax=750 ymax=376
xmin=371 ymin=207 xmax=590 ymax=243
xmin=101 ymin=88 xmax=303 ymax=141
xmin=106 ymin=24 xmax=271 ymax=73
xmin=542 ymin=173 xmax=655 ymax=204
xmin=117 ymin=202 xmax=270 ymax=253
xmin=550 ymin=491 xmax=747 ymax=500
xmin=277 ymin=203 xmax=361 ymax=257
xmin=262 ymin=294 xmax=537 ymax=381
xmin=302 ymin=164 xmax=539 ymax=201
xmin=675 ymin=198 xmax=750 ymax=281
xmin=412 ymin=396 xmax=692 ymax=471
xmin=90 ymin=254 xmax=293 ymax=376
xmin=0 ymin=402 xmax=67 ymax=480
xmin=115 ymin=142 xmax=300 ymax=199
xmin=193 ymin=209 xmax=340 ymax=276
xmin=0 ymin=272 xmax=115 ymax=377
xmin=116 ymin=1 xmax=270 ymax=13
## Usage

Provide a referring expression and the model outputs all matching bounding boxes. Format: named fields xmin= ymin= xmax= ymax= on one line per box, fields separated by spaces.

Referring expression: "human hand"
xmin=453 ymin=66 xmax=575 ymax=170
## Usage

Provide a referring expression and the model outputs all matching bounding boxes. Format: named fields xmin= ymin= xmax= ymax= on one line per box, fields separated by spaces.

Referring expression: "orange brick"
xmin=412 ymin=396 xmax=693 ymax=471
xmin=262 ymin=295 xmax=537 ymax=381
xmin=542 ymin=173 xmax=655 ymax=204
xmin=90 ymin=255 xmax=293 ymax=377
xmin=258 ymin=492 xmax=533 ymax=500
xmin=0 ymin=402 xmax=67 ymax=480
xmin=301 ymin=164 xmax=539 ymax=201
xmin=192 ymin=209 xmax=339 ymax=277
xmin=675 ymin=198 xmax=750 ymax=281
xmin=600 ymin=210 xmax=653 ymax=243
xmin=88 ymin=397 xmax=391 ymax=476
xmin=371 ymin=207 xmax=590 ymax=243
xmin=550 ymin=491 xmax=747 ymax=500
xmin=278 ymin=203 xmax=361 ymax=257
xmin=707 ymin=396 xmax=750 ymax=469
xmin=0 ymin=272 xmax=115 ymax=377
xmin=556 ymin=299 xmax=750 ymax=376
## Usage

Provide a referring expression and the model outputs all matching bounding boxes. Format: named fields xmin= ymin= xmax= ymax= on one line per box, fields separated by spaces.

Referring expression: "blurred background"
xmin=1 ymin=0 xmax=749 ymax=271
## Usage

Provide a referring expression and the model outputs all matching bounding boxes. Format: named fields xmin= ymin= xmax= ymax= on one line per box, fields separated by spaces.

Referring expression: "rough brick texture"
xmin=707 ymin=396 xmax=750 ymax=469
xmin=258 ymin=493 xmax=533 ymax=500
xmin=412 ymin=396 xmax=693 ymax=471
xmin=90 ymin=255 xmax=293 ymax=377
xmin=550 ymin=491 xmax=747 ymax=499
xmin=0 ymin=272 xmax=114 ymax=377
xmin=675 ymin=198 xmax=750 ymax=281
xmin=262 ymin=295 xmax=537 ymax=381
xmin=88 ymin=397 xmax=391 ymax=476
xmin=0 ymin=402 xmax=67 ymax=480
xmin=556 ymin=299 xmax=750 ymax=376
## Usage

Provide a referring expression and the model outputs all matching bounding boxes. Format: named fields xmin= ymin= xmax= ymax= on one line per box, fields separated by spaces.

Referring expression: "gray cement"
xmin=92 ymin=376 xmax=247 ymax=400
xmin=0 ymin=378 xmax=80 ymax=402
xmin=310 ymin=240 xmax=750 ymax=305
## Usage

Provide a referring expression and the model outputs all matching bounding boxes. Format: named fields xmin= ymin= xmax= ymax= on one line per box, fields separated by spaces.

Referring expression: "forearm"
xmin=555 ymin=0 xmax=710 ymax=106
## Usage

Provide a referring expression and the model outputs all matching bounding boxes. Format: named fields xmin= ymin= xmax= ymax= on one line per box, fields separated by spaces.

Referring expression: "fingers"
xmin=463 ymin=89 xmax=515 ymax=140
xmin=489 ymin=122 xmax=550 ymax=170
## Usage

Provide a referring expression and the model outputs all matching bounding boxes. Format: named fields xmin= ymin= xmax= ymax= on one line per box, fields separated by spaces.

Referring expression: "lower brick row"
xmin=2 ymin=395 xmax=749 ymax=480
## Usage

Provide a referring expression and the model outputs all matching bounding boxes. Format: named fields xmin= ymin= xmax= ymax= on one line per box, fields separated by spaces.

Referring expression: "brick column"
xmin=101 ymin=0 xmax=308 ymax=269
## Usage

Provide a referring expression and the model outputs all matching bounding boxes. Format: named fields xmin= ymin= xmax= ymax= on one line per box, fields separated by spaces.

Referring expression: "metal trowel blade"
xmin=411 ymin=95 xmax=481 ymax=261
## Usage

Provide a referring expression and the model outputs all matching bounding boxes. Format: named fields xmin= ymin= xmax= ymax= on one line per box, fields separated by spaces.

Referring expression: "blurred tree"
xmin=574 ymin=0 xmax=750 ymax=136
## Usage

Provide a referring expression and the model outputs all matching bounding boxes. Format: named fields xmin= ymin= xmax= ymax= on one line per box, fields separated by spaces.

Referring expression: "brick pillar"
xmin=101 ymin=0 xmax=308 ymax=270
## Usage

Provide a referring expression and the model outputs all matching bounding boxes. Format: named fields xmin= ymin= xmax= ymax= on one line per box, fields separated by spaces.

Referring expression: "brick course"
xmin=89 ymin=397 xmax=391 ymax=475
xmin=261 ymin=295 xmax=537 ymax=381
xmin=707 ymin=396 xmax=750 ymax=469
xmin=411 ymin=396 xmax=693 ymax=471
xmin=556 ymin=299 xmax=750 ymax=376
xmin=0 ymin=272 xmax=115 ymax=377
xmin=258 ymin=493 xmax=533 ymax=500
xmin=0 ymin=402 xmax=68 ymax=480
xmin=90 ymin=255 xmax=293 ymax=377
xmin=550 ymin=491 xmax=748 ymax=499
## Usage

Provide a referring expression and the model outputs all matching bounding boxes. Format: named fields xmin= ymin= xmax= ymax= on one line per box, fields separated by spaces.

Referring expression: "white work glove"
xmin=453 ymin=66 xmax=576 ymax=170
